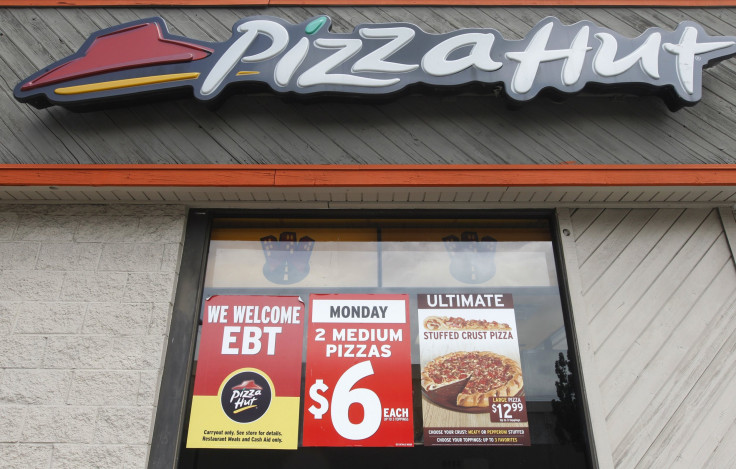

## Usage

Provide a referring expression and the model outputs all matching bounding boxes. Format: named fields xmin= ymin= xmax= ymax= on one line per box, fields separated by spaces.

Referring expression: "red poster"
xmin=186 ymin=295 xmax=304 ymax=449
xmin=303 ymin=294 xmax=414 ymax=447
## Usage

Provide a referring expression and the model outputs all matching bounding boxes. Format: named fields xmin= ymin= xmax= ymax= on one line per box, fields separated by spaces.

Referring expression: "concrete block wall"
xmin=0 ymin=204 xmax=187 ymax=469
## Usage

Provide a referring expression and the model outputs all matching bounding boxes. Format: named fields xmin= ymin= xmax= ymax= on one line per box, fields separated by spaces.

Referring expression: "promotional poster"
xmin=418 ymin=293 xmax=530 ymax=446
xmin=303 ymin=294 xmax=414 ymax=447
xmin=186 ymin=295 xmax=305 ymax=449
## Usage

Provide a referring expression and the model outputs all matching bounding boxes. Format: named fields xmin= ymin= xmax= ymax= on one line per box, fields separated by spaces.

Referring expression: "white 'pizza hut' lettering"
xmin=198 ymin=17 xmax=736 ymax=107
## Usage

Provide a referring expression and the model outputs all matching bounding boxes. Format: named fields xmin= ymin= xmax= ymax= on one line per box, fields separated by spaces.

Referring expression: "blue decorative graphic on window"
xmin=261 ymin=232 xmax=315 ymax=284
xmin=443 ymin=232 xmax=497 ymax=284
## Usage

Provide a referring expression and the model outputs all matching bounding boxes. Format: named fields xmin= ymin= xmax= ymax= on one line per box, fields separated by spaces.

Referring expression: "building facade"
xmin=0 ymin=3 xmax=735 ymax=469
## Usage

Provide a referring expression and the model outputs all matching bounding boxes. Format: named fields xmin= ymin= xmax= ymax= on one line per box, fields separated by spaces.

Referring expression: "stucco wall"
xmin=0 ymin=204 xmax=186 ymax=469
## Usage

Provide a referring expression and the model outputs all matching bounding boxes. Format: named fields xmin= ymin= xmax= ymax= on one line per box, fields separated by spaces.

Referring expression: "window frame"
xmin=148 ymin=208 xmax=594 ymax=469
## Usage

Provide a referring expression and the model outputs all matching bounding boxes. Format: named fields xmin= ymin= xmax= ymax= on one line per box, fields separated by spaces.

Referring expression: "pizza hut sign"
xmin=14 ymin=15 xmax=736 ymax=111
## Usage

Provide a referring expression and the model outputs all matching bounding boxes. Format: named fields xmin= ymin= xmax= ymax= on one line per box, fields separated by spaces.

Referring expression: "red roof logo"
xmin=20 ymin=22 xmax=212 ymax=91
xmin=231 ymin=380 xmax=263 ymax=391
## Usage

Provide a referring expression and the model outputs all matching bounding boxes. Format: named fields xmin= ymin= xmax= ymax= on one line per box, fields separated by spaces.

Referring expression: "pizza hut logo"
xmin=261 ymin=232 xmax=315 ymax=285
xmin=220 ymin=370 xmax=272 ymax=424
xmin=443 ymin=232 xmax=497 ymax=284
xmin=13 ymin=15 xmax=736 ymax=111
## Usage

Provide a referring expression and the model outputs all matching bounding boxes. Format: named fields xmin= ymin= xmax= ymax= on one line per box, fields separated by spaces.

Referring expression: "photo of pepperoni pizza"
xmin=423 ymin=316 xmax=512 ymax=331
xmin=421 ymin=351 xmax=523 ymax=408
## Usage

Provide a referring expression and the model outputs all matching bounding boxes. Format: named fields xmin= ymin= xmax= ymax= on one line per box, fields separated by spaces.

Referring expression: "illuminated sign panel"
xmin=14 ymin=15 xmax=736 ymax=111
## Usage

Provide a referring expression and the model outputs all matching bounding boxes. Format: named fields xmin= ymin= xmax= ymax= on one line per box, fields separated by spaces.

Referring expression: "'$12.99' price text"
xmin=490 ymin=400 xmax=525 ymax=422
xmin=308 ymin=360 xmax=382 ymax=441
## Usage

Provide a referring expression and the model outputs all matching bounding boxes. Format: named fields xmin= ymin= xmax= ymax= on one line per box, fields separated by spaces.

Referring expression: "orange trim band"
xmin=271 ymin=0 xmax=732 ymax=4
xmin=1 ymin=165 xmax=736 ymax=188
xmin=0 ymin=0 xmax=731 ymax=5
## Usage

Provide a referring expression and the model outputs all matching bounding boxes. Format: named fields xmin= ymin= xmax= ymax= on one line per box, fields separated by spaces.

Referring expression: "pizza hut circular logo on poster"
xmin=220 ymin=369 xmax=273 ymax=423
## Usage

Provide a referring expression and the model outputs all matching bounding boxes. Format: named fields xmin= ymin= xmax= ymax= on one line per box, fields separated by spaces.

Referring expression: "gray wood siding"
xmin=0 ymin=7 xmax=735 ymax=165
xmin=570 ymin=208 xmax=736 ymax=468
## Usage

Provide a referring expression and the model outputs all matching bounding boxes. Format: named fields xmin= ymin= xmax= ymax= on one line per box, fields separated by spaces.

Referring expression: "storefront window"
xmin=172 ymin=213 xmax=590 ymax=469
